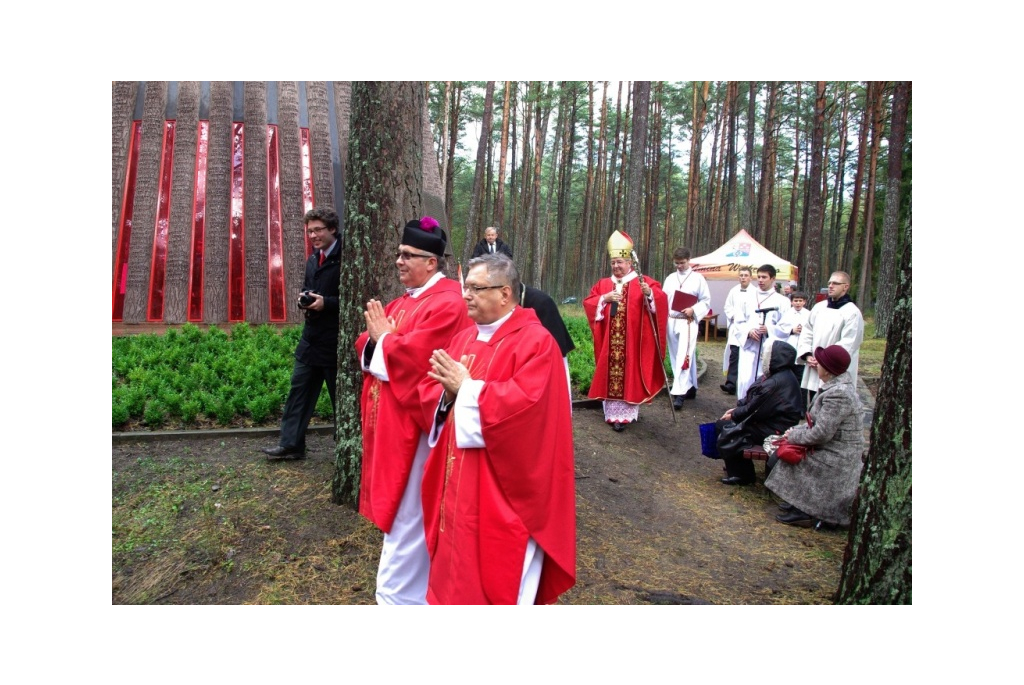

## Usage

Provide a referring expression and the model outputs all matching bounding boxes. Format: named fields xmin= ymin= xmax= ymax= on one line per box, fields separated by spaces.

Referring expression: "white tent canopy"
xmin=690 ymin=229 xmax=798 ymax=330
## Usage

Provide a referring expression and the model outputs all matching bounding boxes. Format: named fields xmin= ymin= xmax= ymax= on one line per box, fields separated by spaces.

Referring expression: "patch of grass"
xmin=858 ymin=313 xmax=887 ymax=379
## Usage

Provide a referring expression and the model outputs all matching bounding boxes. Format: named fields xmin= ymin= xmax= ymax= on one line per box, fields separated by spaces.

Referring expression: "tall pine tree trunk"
xmin=686 ymin=81 xmax=710 ymax=251
xmin=493 ymin=81 xmax=512 ymax=228
xmin=626 ymin=81 xmax=651 ymax=251
xmin=842 ymin=82 xmax=870 ymax=275
xmin=857 ymin=81 xmax=887 ymax=308
xmin=802 ymin=82 xmax=827 ymax=298
xmin=465 ymin=81 xmax=495 ymax=251
xmin=744 ymin=81 xmax=758 ymax=233
xmin=787 ymin=82 xmax=801 ymax=264
xmin=835 ymin=218 xmax=912 ymax=604
xmin=873 ymin=81 xmax=910 ymax=338
xmin=333 ymin=81 xmax=427 ymax=506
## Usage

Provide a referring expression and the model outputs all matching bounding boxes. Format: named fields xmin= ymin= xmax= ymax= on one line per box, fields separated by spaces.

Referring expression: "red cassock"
xmin=583 ymin=274 xmax=669 ymax=404
xmin=356 ymin=278 xmax=473 ymax=533
xmin=417 ymin=307 xmax=576 ymax=604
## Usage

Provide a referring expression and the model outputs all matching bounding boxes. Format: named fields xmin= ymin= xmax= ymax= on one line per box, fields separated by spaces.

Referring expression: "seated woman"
xmin=717 ymin=340 xmax=803 ymax=486
xmin=765 ymin=345 xmax=864 ymax=528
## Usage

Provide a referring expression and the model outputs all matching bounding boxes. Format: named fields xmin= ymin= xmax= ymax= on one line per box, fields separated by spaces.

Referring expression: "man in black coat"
xmin=471 ymin=226 xmax=513 ymax=258
xmin=716 ymin=340 xmax=803 ymax=485
xmin=262 ymin=207 xmax=341 ymax=459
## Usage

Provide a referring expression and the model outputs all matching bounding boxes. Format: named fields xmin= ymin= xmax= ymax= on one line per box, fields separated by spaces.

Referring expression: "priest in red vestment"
xmin=584 ymin=230 xmax=669 ymax=431
xmin=417 ymin=254 xmax=576 ymax=604
xmin=356 ymin=216 xmax=473 ymax=605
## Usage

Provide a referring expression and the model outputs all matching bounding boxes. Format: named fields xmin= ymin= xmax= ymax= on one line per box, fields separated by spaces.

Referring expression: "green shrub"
xmin=143 ymin=399 xmax=168 ymax=427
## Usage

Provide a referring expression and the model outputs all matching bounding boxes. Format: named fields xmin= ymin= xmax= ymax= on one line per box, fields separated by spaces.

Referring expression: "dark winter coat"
xmin=764 ymin=370 xmax=864 ymax=525
xmin=731 ymin=340 xmax=804 ymax=444
xmin=294 ymin=245 xmax=341 ymax=367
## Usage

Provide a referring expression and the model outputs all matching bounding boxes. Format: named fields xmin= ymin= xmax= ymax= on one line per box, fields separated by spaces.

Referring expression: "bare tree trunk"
xmin=626 ymin=81 xmax=651 ymax=250
xmin=333 ymin=81 xmax=427 ymax=507
xmin=873 ymin=81 xmax=910 ymax=339
xmin=592 ymin=82 xmax=611 ymax=287
xmin=440 ymin=82 xmax=451 ymax=191
xmin=723 ymin=81 xmax=740 ymax=234
xmin=756 ymin=82 xmax=778 ymax=243
xmin=857 ymin=82 xmax=887 ymax=308
xmin=842 ymin=83 xmax=870 ymax=275
xmin=465 ymin=81 xmax=495 ymax=250
xmin=686 ymin=81 xmax=710 ymax=251
xmin=579 ymin=82 xmax=597 ymax=296
xmin=787 ymin=82 xmax=801 ymax=264
xmin=554 ymin=82 xmax=578 ymax=298
xmin=802 ymin=82 xmax=827 ymax=298
xmin=493 ymin=81 xmax=512 ymax=228
xmin=744 ymin=81 xmax=758 ymax=233
xmin=827 ymin=83 xmax=851 ymax=274
xmin=527 ymin=82 xmax=552 ymax=285
xmin=614 ymin=83 xmax=632 ymax=233
xmin=836 ymin=218 xmax=912 ymax=604
xmin=445 ymin=82 xmax=462 ymax=236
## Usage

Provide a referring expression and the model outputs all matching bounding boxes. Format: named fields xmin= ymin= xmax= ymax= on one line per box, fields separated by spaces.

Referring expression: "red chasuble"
xmin=417 ymin=307 xmax=576 ymax=604
xmin=356 ymin=278 xmax=472 ymax=533
xmin=583 ymin=274 xmax=669 ymax=404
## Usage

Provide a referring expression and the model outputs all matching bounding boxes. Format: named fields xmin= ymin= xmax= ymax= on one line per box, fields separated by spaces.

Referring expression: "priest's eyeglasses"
xmin=395 ymin=250 xmax=434 ymax=261
xmin=463 ymin=283 xmax=508 ymax=294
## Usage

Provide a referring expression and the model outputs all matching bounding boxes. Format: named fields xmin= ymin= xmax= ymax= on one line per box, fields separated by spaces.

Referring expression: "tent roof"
xmin=690 ymin=229 xmax=797 ymax=282
xmin=691 ymin=229 xmax=792 ymax=269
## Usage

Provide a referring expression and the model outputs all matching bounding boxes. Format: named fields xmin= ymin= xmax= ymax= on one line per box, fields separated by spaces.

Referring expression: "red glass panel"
xmin=228 ymin=122 xmax=246 ymax=321
xmin=147 ymin=120 xmax=176 ymax=321
xmin=187 ymin=120 xmax=209 ymax=321
xmin=266 ymin=124 xmax=286 ymax=321
xmin=112 ymin=121 xmax=143 ymax=320
xmin=300 ymin=127 xmax=315 ymax=256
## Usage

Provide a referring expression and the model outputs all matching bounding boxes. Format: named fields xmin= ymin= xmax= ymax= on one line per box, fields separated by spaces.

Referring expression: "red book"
xmin=672 ymin=290 xmax=698 ymax=311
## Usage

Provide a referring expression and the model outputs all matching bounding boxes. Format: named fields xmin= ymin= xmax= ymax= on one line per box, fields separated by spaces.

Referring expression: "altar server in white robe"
xmin=797 ymin=271 xmax=863 ymax=403
xmin=736 ymin=264 xmax=790 ymax=401
xmin=663 ymin=247 xmax=711 ymax=409
xmin=720 ymin=268 xmax=756 ymax=394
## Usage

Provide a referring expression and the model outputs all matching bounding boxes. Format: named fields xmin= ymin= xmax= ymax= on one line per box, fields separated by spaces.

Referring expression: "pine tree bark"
xmin=756 ymin=82 xmax=778 ymax=243
xmin=493 ymin=81 xmax=512 ymax=228
xmin=857 ymin=82 xmax=887 ymax=308
xmin=827 ymin=83 xmax=851 ymax=273
xmin=873 ymin=81 xmax=910 ymax=338
xmin=686 ymin=81 xmax=710 ymax=251
xmin=802 ymin=82 xmax=827 ymax=298
xmin=723 ymin=81 xmax=740 ymax=235
xmin=625 ymin=81 xmax=651 ymax=247
xmin=835 ymin=218 xmax=912 ymax=604
xmin=465 ymin=81 xmax=495 ymax=251
xmin=787 ymin=82 xmax=801 ymax=264
xmin=579 ymin=82 xmax=597 ymax=294
xmin=744 ymin=82 xmax=758 ymax=233
xmin=332 ymin=81 xmax=427 ymax=507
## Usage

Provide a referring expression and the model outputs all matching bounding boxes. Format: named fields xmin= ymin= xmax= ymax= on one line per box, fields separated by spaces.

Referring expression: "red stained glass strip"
xmin=147 ymin=120 xmax=176 ymax=321
xmin=228 ymin=122 xmax=246 ymax=321
xmin=187 ymin=120 xmax=209 ymax=321
xmin=300 ymin=127 xmax=315 ymax=256
xmin=266 ymin=125 xmax=286 ymax=321
xmin=113 ymin=121 xmax=143 ymax=321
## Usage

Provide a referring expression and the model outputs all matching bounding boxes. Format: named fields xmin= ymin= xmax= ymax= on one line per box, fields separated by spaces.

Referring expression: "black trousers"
xmin=715 ymin=418 xmax=757 ymax=482
xmin=278 ymin=359 xmax=337 ymax=449
xmin=725 ymin=344 xmax=740 ymax=388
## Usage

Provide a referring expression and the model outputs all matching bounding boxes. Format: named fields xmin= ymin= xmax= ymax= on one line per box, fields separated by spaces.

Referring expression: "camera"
xmin=298 ymin=290 xmax=318 ymax=308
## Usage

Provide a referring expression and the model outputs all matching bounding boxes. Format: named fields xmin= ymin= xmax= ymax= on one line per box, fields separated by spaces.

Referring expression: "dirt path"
xmin=112 ymin=340 xmax=854 ymax=604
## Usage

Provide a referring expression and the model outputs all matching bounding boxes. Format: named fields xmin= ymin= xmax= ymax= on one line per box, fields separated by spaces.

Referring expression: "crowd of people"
xmin=258 ymin=209 xmax=867 ymax=603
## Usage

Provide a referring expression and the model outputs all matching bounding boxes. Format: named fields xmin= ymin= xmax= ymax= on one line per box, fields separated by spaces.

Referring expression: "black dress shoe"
xmin=777 ymin=502 xmax=794 ymax=512
xmin=672 ymin=396 xmax=684 ymax=410
xmin=721 ymin=476 xmax=754 ymax=486
xmin=612 ymin=423 xmax=625 ymax=432
xmin=684 ymin=387 xmax=697 ymax=400
xmin=775 ymin=509 xmax=814 ymax=526
xmin=262 ymin=445 xmax=306 ymax=460
xmin=720 ymin=383 xmax=736 ymax=394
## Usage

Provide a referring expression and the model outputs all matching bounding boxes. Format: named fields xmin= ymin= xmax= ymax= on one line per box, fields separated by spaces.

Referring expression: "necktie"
xmin=319 ymin=251 xmax=326 ymax=267
xmin=489 ymin=243 xmax=494 ymax=254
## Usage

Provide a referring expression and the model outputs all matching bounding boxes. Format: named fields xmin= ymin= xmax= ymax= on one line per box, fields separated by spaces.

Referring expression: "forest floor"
xmin=112 ymin=339 xmax=876 ymax=605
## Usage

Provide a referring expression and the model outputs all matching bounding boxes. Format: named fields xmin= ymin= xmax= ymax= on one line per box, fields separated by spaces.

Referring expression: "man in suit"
xmin=471 ymin=226 xmax=513 ymax=258
xmin=261 ymin=207 xmax=341 ymax=460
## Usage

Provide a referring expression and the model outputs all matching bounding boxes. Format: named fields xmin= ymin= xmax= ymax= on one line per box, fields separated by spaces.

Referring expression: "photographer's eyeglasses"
xmin=395 ymin=251 xmax=434 ymax=261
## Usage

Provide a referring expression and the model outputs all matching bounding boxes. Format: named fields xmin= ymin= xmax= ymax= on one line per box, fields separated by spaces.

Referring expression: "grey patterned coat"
xmin=764 ymin=371 xmax=864 ymax=526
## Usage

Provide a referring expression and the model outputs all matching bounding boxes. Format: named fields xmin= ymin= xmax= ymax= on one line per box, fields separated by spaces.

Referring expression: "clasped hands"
xmin=364 ymin=299 xmax=397 ymax=342
xmin=427 ymin=349 xmax=471 ymax=404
